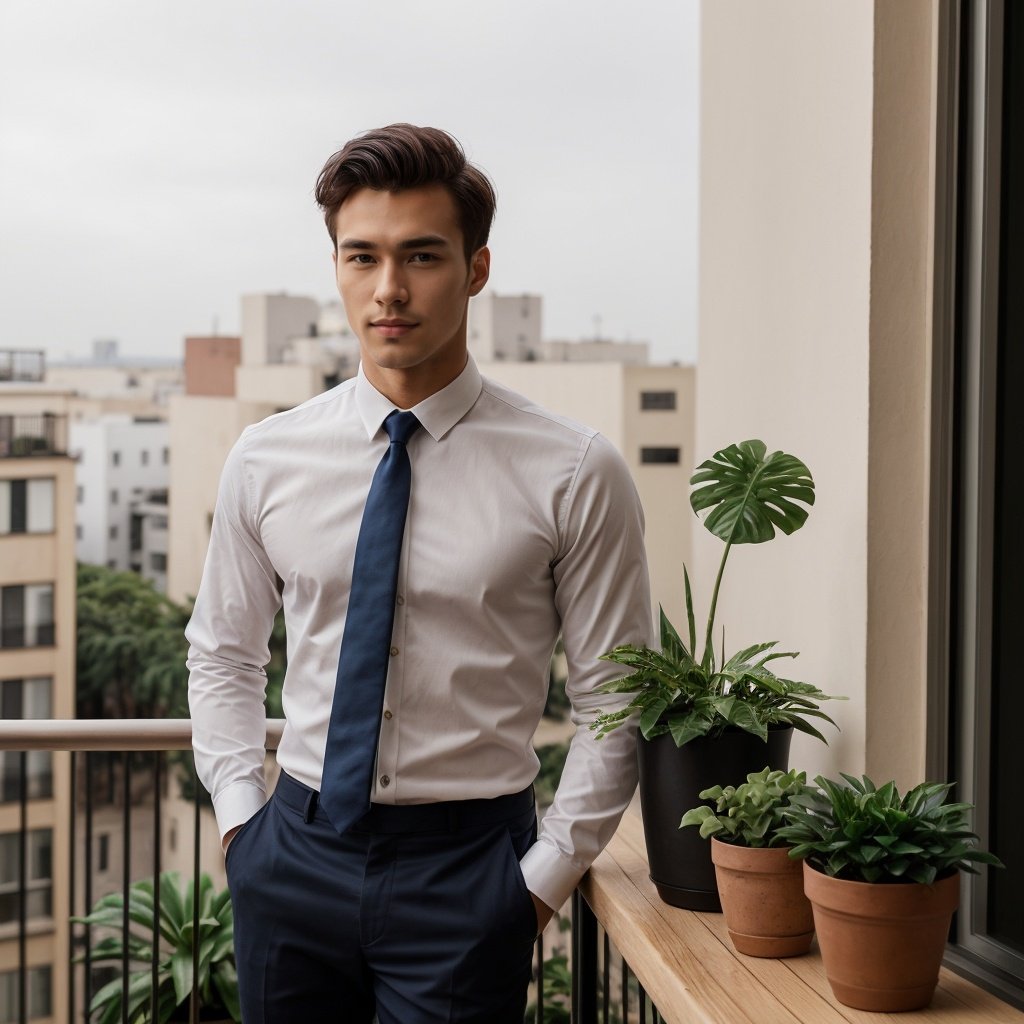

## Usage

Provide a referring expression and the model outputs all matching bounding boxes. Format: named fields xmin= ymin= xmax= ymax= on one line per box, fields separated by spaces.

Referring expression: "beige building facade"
xmin=0 ymin=386 xmax=76 ymax=1023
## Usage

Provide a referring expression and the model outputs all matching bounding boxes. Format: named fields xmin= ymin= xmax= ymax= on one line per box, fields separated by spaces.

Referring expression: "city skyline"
xmin=0 ymin=1 xmax=700 ymax=368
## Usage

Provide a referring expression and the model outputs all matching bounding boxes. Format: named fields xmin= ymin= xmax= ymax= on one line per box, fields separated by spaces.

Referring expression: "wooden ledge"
xmin=579 ymin=812 xmax=1024 ymax=1024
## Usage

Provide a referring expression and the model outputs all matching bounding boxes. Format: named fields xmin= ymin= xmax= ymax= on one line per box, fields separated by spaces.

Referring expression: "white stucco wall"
xmin=697 ymin=1 xmax=875 ymax=779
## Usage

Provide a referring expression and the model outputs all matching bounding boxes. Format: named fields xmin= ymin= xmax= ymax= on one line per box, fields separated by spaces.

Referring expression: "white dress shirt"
xmin=186 ymin=356 xmax=654 ymax=911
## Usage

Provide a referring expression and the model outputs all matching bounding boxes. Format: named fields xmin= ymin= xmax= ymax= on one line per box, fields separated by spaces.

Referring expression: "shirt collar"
xmin=354 ymin=356 xmax=483 ymax=442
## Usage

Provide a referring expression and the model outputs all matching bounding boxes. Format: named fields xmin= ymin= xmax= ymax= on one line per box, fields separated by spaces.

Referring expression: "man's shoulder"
xmin=477 ymin=375 xmax=598 ymax=445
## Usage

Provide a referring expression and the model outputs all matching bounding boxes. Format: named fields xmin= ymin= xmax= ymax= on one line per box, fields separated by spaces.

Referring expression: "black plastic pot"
xmin=637 ymin=724 xmax=794 ymax=911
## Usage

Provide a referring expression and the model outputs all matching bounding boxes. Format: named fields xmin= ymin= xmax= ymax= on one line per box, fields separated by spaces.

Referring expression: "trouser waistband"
xmin=273 ymin=771 xmax=535 ymax=834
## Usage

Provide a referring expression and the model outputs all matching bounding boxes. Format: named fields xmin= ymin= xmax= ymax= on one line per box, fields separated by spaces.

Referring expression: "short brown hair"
xmin=314 ymin=124 xmax=497 ymax=262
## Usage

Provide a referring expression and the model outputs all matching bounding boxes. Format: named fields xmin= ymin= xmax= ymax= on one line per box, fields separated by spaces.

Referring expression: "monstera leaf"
xmin=690 ymin=440 xmax=815 ymax=545
xmin=593 ymin=440 xmax=843 ymax=748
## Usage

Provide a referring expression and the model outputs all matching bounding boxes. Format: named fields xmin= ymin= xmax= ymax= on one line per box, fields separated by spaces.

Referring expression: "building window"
xmin=109 ymin=525 xmax=118 ymax=541
xmin=0 ymin=479 xmax=55 ymax=535
xmin=75 ymin=524 xmax=83 ymax=541
xmin=0 ymin=585 xmax=55 ymax=649
xmin=640 ymin=390 xmax=677 ymax=411
xmin=0 ymin=829 xmax=53 ymax=926
xmin=0 ymin=965 xmax=52 ymax=1022
xmin=162 ymin=447 xmax=169 ymax=465
xmin=141 ymin=450 xmax=149 ymax=467
xmin=151 ymin=515 xmax=168 ymax=531
xmin=111 ymin=451 xmax=120 ymax=467
xmin=106 ymin=559 xmax=116 ymax=570
xmin=76 ymin=485 xmax=83 ymax=504
xmin=1 ymin=678 xmax=52 ymax=803
xmin=640 ymin=447 xmax=681 ymax=465
xmin=110 ymin=488 xmax=119 ymax=505
xmin=150 ymin=552 xmax=167 ymax=573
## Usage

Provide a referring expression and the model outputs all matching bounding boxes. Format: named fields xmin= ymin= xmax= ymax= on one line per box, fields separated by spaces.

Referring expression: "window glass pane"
xmin=25 ymin=479 xmax=53 ymax=533
xmin=0 ymin=834 xmax=18 ymax=885
xmin=640 ymin=447 xmax=681 ymax=464
xmin=29 ymin=966 xmax=51 ymax=1019
xmin=29 ymin=829 xmax=52 ymax=881
xmin=0 ymin=970 xmax=16 ymax=1024
xmin=9 ymin=481 xmax=26 ymax=534
xmin=23 ymin=585 xmax=53 ymax=647
xmin=640 ymin=390 xmax=677 ymax=411
xmin=0 ymin=481 xmax=10 ymax=535
xmin=0 ymin=587 xmax=24 ymax=649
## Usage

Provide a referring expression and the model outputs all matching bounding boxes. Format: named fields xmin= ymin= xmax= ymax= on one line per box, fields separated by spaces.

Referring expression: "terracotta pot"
xmin=803 ymin=861 xmax=960 ymax=1011
xmin=638 ymin=726 xmax=794 ymax=911
xmin=710 ymin=839 xmax=814 ymax=957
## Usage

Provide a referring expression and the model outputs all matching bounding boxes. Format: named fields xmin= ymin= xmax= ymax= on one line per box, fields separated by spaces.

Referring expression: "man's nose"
xmin=374 ymin=261 xmax=408 ymax=306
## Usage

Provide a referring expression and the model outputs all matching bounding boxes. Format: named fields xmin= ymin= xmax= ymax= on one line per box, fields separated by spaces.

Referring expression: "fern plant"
xmin=776 ymin=774 xmax=1004 ymax=884
xmin=73 ymin=871 xmax=240 ymax=1024
xmin=592 ymin=440 xmax=842 ymax=747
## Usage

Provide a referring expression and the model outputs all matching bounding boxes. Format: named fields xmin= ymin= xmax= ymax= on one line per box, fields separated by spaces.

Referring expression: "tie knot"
xmin=384 ymin=410 xmax=421 ymax=446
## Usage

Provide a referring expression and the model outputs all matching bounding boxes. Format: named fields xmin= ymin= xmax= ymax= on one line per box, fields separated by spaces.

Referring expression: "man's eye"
xmin=347 ymin=254 xmax=375 ymax=264
xmin=410 ymin=252 xmax=437 ymax=263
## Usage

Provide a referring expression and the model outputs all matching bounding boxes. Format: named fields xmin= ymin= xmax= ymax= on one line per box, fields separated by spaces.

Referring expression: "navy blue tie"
xmin=319 ymin=410 xmax=421 ymax=833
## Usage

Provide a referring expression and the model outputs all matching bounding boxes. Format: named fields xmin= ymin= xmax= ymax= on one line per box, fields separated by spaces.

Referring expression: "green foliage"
xmin=525 ymin=950 xmax=572 ymax=1024
xmin=776 ymin=774 xmax=1005 ymax=885
xmin=543 ymin=638 xmax=569 ymax=721
xmin=592 ymin=441 xmax=843 ymax=748
xmin=680 ymin=767 xmax=814 ymax=848
xmin=76 ymin=563 xmax=192 ymax=719
xmin=534 ymin=742 xmax=570 ymax=807
xmin=73 ymin=872 xmax=240 ymax=1024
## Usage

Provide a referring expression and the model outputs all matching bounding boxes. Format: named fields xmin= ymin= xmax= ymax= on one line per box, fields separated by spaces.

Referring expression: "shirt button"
xmin=383 ymin=710 xmax=393 ymax=720
xmin=396 ymin=594 xmax=405 ymax=606
xmin=380 ymin=775 xmax=391 ymax=788
xmin=390 ymin=646 xmax=399 ymax=656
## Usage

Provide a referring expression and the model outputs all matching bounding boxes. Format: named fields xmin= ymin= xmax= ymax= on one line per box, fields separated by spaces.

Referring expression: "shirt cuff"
xmin=520 ymin=836 xmax=587 ymax=912
xmin=212 ymin=779 xmax=268 ymax=840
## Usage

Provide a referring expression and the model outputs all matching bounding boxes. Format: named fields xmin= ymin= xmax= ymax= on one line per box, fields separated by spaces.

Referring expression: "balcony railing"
xmin=0 ymin=415 xmax=67 ymax=459
xmin=3 ymin=721 xmax=1020 ymax=1024
xmin=0 ymin=721 xmax=613 ymax=1024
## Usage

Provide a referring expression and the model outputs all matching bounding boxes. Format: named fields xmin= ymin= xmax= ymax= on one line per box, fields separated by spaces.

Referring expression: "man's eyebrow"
xmin=398 ymin=235 xmax=450 ymax=250
xmin=337 ymin=235 xmax=451 ymax=251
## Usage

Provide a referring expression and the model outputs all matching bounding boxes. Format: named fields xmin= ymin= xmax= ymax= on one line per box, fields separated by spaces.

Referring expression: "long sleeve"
xmin=186 ymin=428 xmax=282 ymax=838
xmin=519 ymin=433 xmax=655 ymax=911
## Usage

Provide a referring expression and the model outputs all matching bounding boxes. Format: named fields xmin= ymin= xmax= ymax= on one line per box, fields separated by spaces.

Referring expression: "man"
xmin=187 ymin=123 xmax=653 ymax=1023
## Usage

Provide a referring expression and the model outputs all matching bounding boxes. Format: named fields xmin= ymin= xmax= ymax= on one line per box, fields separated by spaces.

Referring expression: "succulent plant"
xmin=680 ymin=767 xmax=814 ymax=848
xmin=776 ymin=774 xmax=1004 ymax=884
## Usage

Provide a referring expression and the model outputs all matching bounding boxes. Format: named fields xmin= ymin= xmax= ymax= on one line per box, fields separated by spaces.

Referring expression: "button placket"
xmin=374 ymin=528 xmax=410 ymax=803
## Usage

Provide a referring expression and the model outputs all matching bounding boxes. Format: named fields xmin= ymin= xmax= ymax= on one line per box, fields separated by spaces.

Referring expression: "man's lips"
xmin=371 ymin=320 xmax=418 ymax=337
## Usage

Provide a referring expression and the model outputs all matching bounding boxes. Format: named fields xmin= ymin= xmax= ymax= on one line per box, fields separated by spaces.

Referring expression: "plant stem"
xmin=703 ymin=540 xmax=732 ymax=668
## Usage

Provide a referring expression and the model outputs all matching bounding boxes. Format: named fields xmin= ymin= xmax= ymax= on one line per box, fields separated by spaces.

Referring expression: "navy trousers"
xmin=225 ymin=772 xmax=538 ymax=1023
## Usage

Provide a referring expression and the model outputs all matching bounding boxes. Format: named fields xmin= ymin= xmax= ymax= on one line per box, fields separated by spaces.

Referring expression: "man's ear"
xmin=468 ymin=247 xmax=490 ymax=297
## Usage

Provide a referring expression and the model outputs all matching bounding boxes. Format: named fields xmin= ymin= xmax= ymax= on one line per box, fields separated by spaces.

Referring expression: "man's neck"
xmin=362 ymin=354 xmax=469 ymax=410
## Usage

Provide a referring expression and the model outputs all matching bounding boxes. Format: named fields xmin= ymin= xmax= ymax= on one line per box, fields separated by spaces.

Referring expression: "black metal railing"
xmin=571 ymin=893 xmax=664 ymax=1024
xmin=0 ymin=414 xmax=67 ymax=458
xmin=0 ymin=720 xmax=663 ymax=1024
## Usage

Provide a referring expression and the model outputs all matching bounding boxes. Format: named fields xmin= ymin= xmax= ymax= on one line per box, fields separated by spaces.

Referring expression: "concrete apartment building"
xmin=0 ymin=352 xmax=76 ymax=1024
xmin=45 ymin=340 xmax=182 ymax=418
xmin=69 ymin=416 xmax=170 ymax=589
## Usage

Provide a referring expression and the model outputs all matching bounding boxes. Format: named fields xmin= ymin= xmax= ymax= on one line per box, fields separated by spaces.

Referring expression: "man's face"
xmin=331 ymin=184 xmax=489 ymax=393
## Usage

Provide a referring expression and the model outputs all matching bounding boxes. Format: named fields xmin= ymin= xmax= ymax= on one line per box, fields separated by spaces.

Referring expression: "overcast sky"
xmin=0 ymin=1 xmax=699 ymax=366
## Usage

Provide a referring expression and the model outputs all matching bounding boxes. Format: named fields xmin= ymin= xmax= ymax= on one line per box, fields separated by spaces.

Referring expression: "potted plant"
xmin=593 ymin=440 xmax=843 ymax=910
xmin=680 ymin=767 xmax=816 ymax=957
xmin=777 ymin=773 xmax=1004 ymax=1011
xmin=74 ymin=871 xmax=240 ymax=1023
